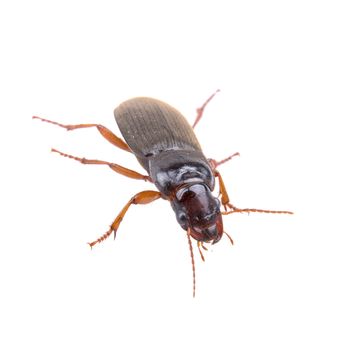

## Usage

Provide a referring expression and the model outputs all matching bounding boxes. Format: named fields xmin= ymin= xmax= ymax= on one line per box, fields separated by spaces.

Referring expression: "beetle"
xmin=33 ymin=90 xmax=293 ymax=296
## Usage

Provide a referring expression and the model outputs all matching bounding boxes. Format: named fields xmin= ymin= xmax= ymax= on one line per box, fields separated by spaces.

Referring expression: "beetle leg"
xmin=192 ymin=89 xmax=220 ymax=128
xmin=51 ymin=148 xmax=151 ymax=181
xmin=208 ymin=152 xmax=240 ymax=169
xmin=215 ymin=170 xmax=293 ymax=215
xmin=214 ymin=170 xmax=233 ymax=211
xmin=33 ymin=116 xmax=131 ymax=152
xmin=88 ymin=191 xmax=162 ymax=248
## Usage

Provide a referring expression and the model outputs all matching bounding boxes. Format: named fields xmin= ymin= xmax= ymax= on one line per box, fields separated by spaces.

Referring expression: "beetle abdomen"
xmin=114 ymin=98 xmax=202 ymax=169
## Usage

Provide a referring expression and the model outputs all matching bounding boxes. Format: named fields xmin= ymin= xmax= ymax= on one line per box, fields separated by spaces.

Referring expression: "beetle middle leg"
xmin=51 ymin=148 xmax=151 ymax=181
xmin=88 ymin=190 xmax=162 ymax=248
xmin=33 ymin=116 xmax=131 ymax=152
xmin=208 ymin=152 xmax=240 ymax=169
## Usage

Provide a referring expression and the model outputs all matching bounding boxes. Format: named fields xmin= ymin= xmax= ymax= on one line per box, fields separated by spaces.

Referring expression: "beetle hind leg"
xmin=33 ymin=116 xmax=131 ymax=152
xmin=192 ymin=89 xmax=220 ymax=128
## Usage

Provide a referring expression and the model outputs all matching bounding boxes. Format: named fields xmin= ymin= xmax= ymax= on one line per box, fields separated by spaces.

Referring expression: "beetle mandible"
xmin=33 ymin=90 xmax=293 ymax=296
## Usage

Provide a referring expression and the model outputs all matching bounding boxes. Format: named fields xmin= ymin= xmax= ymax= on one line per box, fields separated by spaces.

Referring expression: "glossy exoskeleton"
xmin=115 ymin=96 xmax=224 ymax=244
xmin=33 ymin=91 xmax=293 ymax=296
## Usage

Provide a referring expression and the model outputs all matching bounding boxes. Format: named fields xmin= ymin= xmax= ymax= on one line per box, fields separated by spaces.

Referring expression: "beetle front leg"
xmin=33 ymin=116 xmax=131 ymax=152
xmin=88 ymin=190 xmax=162 ymax=248
xmin=215 ymin=170 xmax=294 ymax=215
xmin=214 ymin=170 xmax=234 ymax=211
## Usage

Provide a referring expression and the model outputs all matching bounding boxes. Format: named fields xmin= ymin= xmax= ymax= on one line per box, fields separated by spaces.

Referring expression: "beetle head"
xmin=171 ymin=183 xmax=223 ymax=244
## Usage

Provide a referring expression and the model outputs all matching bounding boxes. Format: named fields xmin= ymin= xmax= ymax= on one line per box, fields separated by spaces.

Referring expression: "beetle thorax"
xmin=148 ymin=150 xmax=214 ymax=197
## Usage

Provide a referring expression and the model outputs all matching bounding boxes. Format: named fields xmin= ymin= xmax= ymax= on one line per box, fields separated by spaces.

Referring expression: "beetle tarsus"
xmin=88 ymin=227 xmax=114 ymax=248
xmin=88 ymin=191 xmax=161 ymax=248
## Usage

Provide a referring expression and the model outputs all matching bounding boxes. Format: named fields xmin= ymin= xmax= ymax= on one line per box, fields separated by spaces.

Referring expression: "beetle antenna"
xmin=222 ymin=207 xmax=294 ymax=215
xmin=187 ymin=228 xmax=196 ymax=298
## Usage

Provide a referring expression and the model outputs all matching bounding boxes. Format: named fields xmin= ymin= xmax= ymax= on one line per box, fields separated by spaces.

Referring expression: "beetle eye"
xmin=177 ymin=212 xmax=187 ymax=225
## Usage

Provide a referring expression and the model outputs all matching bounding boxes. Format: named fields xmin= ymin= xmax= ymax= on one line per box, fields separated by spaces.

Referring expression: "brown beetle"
xmin=33 ymin=90 xmax=293 ymax=296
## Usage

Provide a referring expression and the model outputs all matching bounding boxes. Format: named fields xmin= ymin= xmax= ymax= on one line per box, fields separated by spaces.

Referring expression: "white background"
xmin=1 ymin=1 xmax=349 ymax=349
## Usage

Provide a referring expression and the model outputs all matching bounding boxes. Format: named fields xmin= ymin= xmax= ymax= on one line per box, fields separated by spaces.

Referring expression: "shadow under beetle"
xmin=33 ymin=90 xmax=293 ymax=297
